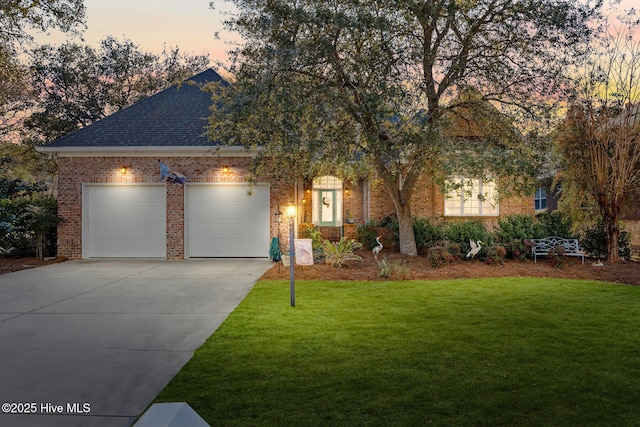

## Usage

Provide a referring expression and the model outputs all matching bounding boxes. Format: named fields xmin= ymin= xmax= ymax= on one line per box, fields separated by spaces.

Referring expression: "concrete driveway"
xmin=0 ymin=259 xmax=271 ymax=427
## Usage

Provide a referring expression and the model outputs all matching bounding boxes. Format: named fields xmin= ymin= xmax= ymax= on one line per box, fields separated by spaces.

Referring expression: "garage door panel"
xmin=186 ymin=184 xmax=270 ymax=258
xmin=83 ymin=185 xmax=166 ymax=258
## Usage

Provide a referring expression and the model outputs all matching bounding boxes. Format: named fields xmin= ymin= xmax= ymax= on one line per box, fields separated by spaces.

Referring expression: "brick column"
xmin=166 ymin=183 xmax=185 ymax=259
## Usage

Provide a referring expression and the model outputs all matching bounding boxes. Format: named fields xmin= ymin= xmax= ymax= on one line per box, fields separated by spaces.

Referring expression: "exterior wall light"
xmin=120 ymin=166 xmax=127 ymax=174
xmin=286 ymin=203 xmax=297 ymax=219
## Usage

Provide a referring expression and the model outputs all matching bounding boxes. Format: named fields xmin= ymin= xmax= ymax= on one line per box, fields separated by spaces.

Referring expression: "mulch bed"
xmin=0 ymin=257 xmax=67 ymax=275
xmin=3 ymin=253 xmax=638 ymax=286
xmin=260 ymin=250 xmax=640 ymax=286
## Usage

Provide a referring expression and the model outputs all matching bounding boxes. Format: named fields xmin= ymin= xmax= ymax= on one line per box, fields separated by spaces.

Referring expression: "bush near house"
xmin=355 ymin=219 xmax=380 ymax=250
xmin=536 ymin=211 xmax=574 ymax=238
xmin=298 ymin=224 xmax=325 ymax=256
xmin=581 ymin=221 xmax=631 ymax=261
xmin=444 ymin=220 xmax=493 ymax=259
xmin=358 ymin=211 xmax=626 ymax=265
xmin=0 ymin=178 xmax=58 ymax=259
xmin=496 ymin=214 xmax=544 ymax=260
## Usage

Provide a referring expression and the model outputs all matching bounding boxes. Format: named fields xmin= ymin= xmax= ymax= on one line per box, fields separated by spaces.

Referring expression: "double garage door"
xmin=83 ymin=184 xmax=270 ymax=258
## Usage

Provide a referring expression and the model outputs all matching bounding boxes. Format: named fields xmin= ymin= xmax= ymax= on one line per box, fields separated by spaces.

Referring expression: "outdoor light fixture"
xmin=286 ymin=203 xmax=296 ymax=219
xmin=120 ymin=166 xmax=127 ymax=174
xmin=274 ymin=209 xmax=282 ymax=224
xmin=222 ymin=165 xmax=229 ymax=174
xmin=286 ymin=201 xmax=297 ymax=307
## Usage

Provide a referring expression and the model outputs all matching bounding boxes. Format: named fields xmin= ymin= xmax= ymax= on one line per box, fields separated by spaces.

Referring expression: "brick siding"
xmin=57 ymin=157 xmax=533 ymax=259
xmin=56 ymin=156 xmax=292 ymax=259
xmin=366 ymin=174 xmax=534 ymax=227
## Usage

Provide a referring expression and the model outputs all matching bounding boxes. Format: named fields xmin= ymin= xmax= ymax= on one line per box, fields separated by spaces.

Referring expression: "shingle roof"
xmin=44 ymin=68 xmax=226 ymax=148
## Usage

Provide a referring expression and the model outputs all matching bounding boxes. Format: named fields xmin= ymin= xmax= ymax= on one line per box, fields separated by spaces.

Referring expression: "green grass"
xmin=156 ymin=278 xmax=640 ymax=426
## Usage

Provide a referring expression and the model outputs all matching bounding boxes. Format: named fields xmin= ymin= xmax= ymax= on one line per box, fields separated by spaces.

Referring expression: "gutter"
xmin=35 ymin=145 xmax=262 ymax=158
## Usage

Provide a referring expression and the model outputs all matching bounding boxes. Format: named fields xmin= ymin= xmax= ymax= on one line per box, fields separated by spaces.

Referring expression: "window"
xmin=444 ymin=177 xmax=499 ymax=216
xmin=535 ymin=187 xmax=547 ymax=210
xmin=312 ymin=176 xmax=343 ymax=226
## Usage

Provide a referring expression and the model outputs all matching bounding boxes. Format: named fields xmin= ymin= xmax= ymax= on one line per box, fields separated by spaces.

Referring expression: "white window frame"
xmin=534 ymin=187 xmax=547 ymax=211
xmin=444 ymin=177 xmax=499 ymax=217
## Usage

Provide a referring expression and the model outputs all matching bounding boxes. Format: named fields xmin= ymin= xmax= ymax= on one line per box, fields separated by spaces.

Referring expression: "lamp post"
xmin=286 ymin=202 xmax=297 ymax=307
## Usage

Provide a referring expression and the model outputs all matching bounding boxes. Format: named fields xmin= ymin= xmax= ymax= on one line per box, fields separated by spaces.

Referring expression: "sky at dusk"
xmin=37 ymin=0 xmax=238 ymax=65
xmin=35 ymin=0 xmax=638 ymax=68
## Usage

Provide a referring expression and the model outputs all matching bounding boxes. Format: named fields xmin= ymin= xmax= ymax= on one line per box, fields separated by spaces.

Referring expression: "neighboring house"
xmin=39 ymin=69 xmax=534 ymax=260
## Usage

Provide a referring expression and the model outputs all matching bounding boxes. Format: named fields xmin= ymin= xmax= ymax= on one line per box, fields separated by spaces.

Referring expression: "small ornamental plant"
xmin=377 ymin=258 xmax=390 ymax=278
xmin=426 ymin=246 xmax=456 ymax=268
xmin=549 ymin=246 xmax=567 ymax=269
xmin=484 ymin=245 xmax=507 ymax=266
xmin=391 ymin=259 xmax=411 ymax=280
xmin=322 ymin=237 xmax=363 ymax=267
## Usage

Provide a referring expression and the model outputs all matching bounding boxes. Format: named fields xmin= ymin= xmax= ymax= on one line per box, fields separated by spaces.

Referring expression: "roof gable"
xmin=44 ymin=69 xmax=226 ymax=148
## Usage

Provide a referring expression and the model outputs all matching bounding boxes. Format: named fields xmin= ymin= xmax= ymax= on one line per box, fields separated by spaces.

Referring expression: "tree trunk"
xmin=605 ymin=218 xmax=620 ymax=263
xmin=35 ymin=233 xmax=43 ymax=260
xmin=371 ymin=157 xmax=419 ymax=256
xmin=395 ymin=202 xmax=417 ymax=256
xmin=382 ymin=197 xmax=418 ymax=256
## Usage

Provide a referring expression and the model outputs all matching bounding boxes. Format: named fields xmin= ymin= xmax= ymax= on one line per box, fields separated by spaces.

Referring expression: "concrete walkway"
xmin=0 ymin=259 xmax=271 ymax=427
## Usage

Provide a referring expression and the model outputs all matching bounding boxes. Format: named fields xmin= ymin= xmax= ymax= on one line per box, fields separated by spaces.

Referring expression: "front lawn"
xmin=156 ymin=278 xmax=640 ymax=426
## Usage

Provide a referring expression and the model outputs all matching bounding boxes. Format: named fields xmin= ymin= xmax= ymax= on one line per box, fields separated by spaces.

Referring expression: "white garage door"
xmin=83 ymin=184 xmax=166 ymax=258
xmin=186 ymin=183 xmax=270 ymax=257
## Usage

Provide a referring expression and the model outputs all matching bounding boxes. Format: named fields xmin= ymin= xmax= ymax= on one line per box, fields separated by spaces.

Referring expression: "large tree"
xmin=0 ymin=0 xmax=85 ymax=44
xmin=555 ymin=18 xmax=640 ymax=263
xmin=1 ymin=0 xmax=85 ymax=139
xmin=209 ymin=0 xmax=599 ymax=255
xmin=25 ymin=37 xmax=210 ymax=143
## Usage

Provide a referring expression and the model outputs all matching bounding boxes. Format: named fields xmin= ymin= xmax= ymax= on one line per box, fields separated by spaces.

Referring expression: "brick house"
xmin=39 ymin=69 xmax=534 ymax=260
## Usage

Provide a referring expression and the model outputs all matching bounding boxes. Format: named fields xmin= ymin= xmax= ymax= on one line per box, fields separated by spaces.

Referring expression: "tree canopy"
xmin=555 ymin=17 xmax=640 ymax=262
xmin=1 ymin=0 xmax=86 ymax=140
xmin=0 ymin=0 xmax=85 ymax=45
xmin=25 ymin=37 xmax=210 ymax=143
xmin=210 ymin=0 xmax=599 ymax=255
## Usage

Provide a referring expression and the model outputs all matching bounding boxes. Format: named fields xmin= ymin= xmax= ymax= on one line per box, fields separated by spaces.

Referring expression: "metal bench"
xmin=531 ymin=236 xmax=585 ymax=264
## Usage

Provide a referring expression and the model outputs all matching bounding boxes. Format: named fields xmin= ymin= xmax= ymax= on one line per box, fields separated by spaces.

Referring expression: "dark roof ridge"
xmin=44 ymin=68 xmax=227 ymax=148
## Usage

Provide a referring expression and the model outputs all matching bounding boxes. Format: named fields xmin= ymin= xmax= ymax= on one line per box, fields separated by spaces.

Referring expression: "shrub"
xmin=426 ymin=246 xmax=456 ymax=268
xmin=356 ymin=219 xmax=380 ymax=249
xmin=581 ymin=221 xmax=631 ymax=261
xmin=413 ymin=218 xmax=445 ymax=253
xmin=0 ymin=194 xmax=58 ymax=259
xmin=445 ymin=242 xmax=463 ymax=260
xmin=549 ymin=246 xmax=567 ymax=269
xmin=298 ymin=224 xmax=324 ymax=253
xmin=535 ymin=211 xmax=574 ymax=238
xmin=497 ymin=214 xmax=537 ymax=241
xmin=444 ymin=220 xmax=492 ymax=257
xmin=484 ymin=245 xmax=507 ymax=266
xmin=390 ymin=259 xmax=411 ymax=280
xmin=496 ymin=215 xmax=537 ymax=260
xmin=322 ymin=238 xmax=363 ymax=267
xmin=387 ymin=217 xmax=446 ymax=253
xmin=502 ymin=240 xmax=529 ymax=261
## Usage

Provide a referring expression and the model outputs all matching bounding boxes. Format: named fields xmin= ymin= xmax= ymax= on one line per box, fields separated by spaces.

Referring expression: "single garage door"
xmin=83 ymin=184 xmax=166 ymax=258
xmin=186 ymin=183 xmax=270 ymax=257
